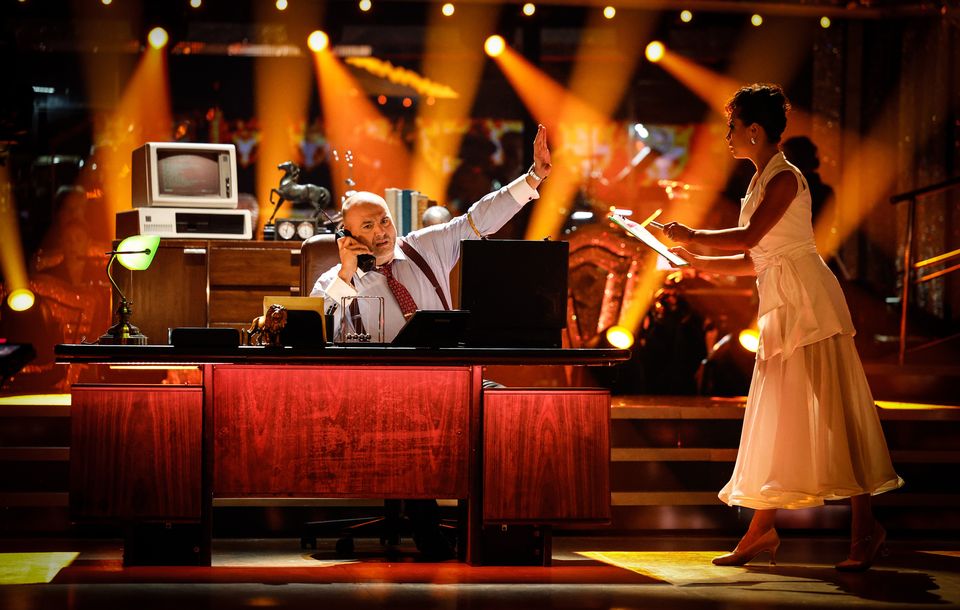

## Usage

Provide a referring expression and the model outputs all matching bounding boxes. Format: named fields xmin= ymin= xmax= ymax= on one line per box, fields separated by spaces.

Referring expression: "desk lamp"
xmin=97 ymin=235 xmax=160 ymax=345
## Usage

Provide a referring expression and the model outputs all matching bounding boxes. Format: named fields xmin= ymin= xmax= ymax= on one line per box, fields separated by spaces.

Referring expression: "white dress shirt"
xmin=311 ymin=175 xmax=539 ymax=341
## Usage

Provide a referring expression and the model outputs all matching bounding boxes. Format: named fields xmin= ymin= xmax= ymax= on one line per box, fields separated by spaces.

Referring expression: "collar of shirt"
xmin=354 ymin=240 xmax=409 ymax=279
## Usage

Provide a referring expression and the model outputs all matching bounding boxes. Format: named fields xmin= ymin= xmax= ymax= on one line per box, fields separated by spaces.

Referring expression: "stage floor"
xmin=2 ymin=535 xmax=959 ymax=609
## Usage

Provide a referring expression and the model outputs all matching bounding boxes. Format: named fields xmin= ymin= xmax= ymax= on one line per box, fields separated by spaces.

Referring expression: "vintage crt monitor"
xmin=458 ymin=240 xmax=568 ymax=347
xmin=132 ymin=142 xmax=238 ymax=209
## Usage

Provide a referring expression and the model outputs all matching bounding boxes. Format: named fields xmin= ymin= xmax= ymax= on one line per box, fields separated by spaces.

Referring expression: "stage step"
xmin=606 ymin=395 xmax=960 ymax=533
xmin=0 ymin=394 xmax=72 ymax=533
xmin=1 ymin=392 xmax=958 ymax=536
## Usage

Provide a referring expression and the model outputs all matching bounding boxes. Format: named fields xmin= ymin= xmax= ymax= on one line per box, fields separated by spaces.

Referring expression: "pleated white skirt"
xmin=719 ymin=333 xmax=903 ymax=510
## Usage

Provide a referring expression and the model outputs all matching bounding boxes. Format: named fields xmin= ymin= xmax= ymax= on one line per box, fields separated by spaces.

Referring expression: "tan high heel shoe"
xmin=835 ymin=522 xmax=887 ymax=572
xmin=712 ymin=528 xmax=780 ymax=566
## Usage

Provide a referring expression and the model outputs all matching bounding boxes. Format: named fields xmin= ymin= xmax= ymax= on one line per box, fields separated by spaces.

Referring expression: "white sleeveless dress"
xmin=718 ymin=152 xmax=903 ymax=510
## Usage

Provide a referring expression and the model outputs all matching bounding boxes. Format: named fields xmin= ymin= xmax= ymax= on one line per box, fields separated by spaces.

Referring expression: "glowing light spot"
xmin=426 ymin=96 xmax=435 ymax=105
xmin=603 ymin=6 xmax=616 ymax=19
xmin=645 ymin=40 xmax=665 ymax=63
xmin=751 ymin=13 xmax=763 ymax=27
xmin=402 ymin=97 xmax=412 ymax=108
xmin=820 ymin=16 xmax=831 ymax=28
xmin=606 ymin=326 xmax=634 ymax=349
xmin=101 ymin=0 xmax=112 ymax=5
xmin=276 ymin=0 xmax=288 ymax=11
xmin=738 ymin=329 xmax=760 ymax=353
xmin=441 ymin=3 xmax=455 ymax=16
xmin=147 ymin=27 xmax=168 ymax=49
xmin=680 ymin=10 xmax=693 ymax=23
xmin=359 ymin=0 xmax=372 ymax=11
xmin=307 ymin=30 xmax=329 ymax=52
xmin=377 ymin=94 xmax=387 ymax=105
xmin=7 ymin=289 xmax=35 ymax=312
xmin=190 ymin=0 xmax=202 ymax=8
xmin=484 ymin=35 xmax=505 ymax=57
xmin=522 ymin=3 xmax=535 ymax=16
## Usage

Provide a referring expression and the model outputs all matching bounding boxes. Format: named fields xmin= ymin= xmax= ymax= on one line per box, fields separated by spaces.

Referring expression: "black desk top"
xmin=55 ymin=344 xmax=630 ymax=366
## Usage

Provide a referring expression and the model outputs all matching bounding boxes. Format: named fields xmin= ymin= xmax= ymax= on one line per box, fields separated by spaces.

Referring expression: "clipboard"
xmin=608 ymin=213 xmax=689 ymax=267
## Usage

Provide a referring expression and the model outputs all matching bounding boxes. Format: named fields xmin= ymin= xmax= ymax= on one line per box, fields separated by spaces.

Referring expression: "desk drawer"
xmin=209 ymin=246 xmax=300 ymax=286
xmin=209 ymin=288 xmax=298 ymax=324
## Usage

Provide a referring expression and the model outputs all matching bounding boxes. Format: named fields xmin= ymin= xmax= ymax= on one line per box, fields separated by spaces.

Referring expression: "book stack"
xmin=384 ymin=188 xmax=435 ymax=235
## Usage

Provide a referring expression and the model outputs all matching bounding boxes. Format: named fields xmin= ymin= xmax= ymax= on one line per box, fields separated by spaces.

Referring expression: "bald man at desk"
xmin=312 ymin=125 xmax=552 ymax=342
xmin=310 ymin=125 xmax=552 ymax=558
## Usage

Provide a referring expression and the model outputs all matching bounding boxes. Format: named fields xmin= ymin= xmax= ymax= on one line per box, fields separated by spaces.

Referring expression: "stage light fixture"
xmin=442 ymin=2 xmax=455 ymax=16
xmin=738 ymin=329 xmax=759 ymax=353
xmin=820 ymin=16 xmax=831 ymax=28
xmin=523 ymin=3 xmax=536 ymax=16
xmin=605 ymin=326 xmax=634 ymax=350
xmin=645 ymin=41 xmax=665 ymax=63
xmin=98 ymin=235 xmax=160 ymax=345
xmin=307 ymin=30 xmax=329 ymax=52
xmin=603 ymin=6 xmax=616 ymax=19
xmin=701 ymin=331 xmax=755 ymax=397
xmin=484 ymin=35 xmax=505 ymax=57
xmin=680 ymin=10 xmax=693 ymax=22
xmin=190 ymin=0 xmax=202 ymax=8
xmin=751 ymin=14 xmax=763 ymax=26
xmin=147 ymin=27 xmax=169 ymax=49
xmin=276 ymin=0 xmax=288 ymax=11
xmin=6 ymin=289 xmax=35 ymax=312
xmin=359 ymin=0 xmax=372 ymax=11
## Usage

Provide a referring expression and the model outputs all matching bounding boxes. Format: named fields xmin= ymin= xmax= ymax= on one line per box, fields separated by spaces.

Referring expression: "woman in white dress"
xmin=664 ymin=83 xmax=902 ymax=572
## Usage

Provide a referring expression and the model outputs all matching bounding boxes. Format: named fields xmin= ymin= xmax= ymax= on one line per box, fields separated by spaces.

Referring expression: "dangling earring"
xmin=750 ymin=137 xmax=757 ymax=145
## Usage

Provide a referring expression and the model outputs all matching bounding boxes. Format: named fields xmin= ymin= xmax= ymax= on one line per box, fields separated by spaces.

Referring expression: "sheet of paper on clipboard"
xmin=608 ymin=213 xmax=689 ymax=267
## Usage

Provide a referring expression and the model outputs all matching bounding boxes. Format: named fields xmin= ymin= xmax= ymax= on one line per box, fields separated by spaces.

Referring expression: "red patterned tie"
xmin=378 ymin=260 xmax=418 ymax=320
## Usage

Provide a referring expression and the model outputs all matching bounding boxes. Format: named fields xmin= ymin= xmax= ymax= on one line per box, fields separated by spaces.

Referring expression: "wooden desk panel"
xmin=213 ymin=366 xmax=472 ymax=498
xmin=70 ymin=385 xmax=202 ymax=520
xmin=483 ymin=389 xmax=611 ymax=523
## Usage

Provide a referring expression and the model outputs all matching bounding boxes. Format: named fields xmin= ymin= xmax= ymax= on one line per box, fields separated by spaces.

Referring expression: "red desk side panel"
xmin=483 ymin=389 xmax=611 ymax=523
xmin=70 ymin=385 xmax=203 ymax=520
xmin=213 ymin=365 xmax=471 ymax=498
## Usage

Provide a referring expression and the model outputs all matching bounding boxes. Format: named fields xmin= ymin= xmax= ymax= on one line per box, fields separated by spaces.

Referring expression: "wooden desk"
xmin=58 ymin=345 xmax=625 ymax=565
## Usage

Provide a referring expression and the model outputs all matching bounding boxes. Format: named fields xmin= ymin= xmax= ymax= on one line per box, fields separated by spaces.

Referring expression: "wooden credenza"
xmin=116 ymin=240 xmax=302 ymax=344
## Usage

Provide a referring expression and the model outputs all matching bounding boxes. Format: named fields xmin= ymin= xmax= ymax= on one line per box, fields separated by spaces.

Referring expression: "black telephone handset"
xmin=336 ymin=228 xmax=376 ymax=273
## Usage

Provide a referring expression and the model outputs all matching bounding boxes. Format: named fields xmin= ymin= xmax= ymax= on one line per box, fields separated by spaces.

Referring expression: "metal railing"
xmin=890 ymin=176 xmax=960 ymax=364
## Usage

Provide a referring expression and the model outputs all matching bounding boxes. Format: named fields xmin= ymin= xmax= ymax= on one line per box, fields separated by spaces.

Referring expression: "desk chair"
xmin=299 ymin=233 xmax=340 ymax=297
xmin=297 ymin=233 xmax=455 ymax=557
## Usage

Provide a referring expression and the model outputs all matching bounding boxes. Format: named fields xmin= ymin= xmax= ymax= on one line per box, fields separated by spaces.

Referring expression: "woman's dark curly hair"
xmin=725 ymin=83 xmax=791 ymax=144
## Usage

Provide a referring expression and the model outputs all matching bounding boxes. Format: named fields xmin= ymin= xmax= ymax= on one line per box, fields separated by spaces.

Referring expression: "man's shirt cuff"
xmin=327 ymin=275 xmax=358 ymax=303
xmin=506 ymin=174 xmax=540 ymax=205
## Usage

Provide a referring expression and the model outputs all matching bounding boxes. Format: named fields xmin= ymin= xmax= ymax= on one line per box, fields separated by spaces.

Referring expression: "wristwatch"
xmin=527 ymin=164 xmax=545 ymax=183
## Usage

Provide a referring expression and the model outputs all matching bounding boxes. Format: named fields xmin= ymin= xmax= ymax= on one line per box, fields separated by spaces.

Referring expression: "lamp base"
xmin=98 ymin=322 xmax=149 ymax=345
xmin=97 ymin=331 xmax=149 ymax=345
xmin=98 ymin=297 xmax=149 ymax=345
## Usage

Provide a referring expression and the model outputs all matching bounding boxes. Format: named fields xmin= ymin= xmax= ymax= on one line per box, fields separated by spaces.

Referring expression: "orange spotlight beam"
xmin=96 ymin=46 xmax=173 ymax=237
xmin=313 ymin=50 xmax=411 ymax=201
xmin=410 ymin=4 xmax=497 ymax=201
xmin=252 ymin=2 xmax=321 ymax=234
xmin=0 ymin=165 xmax=31 ymax=309
xmin=490 ymin=44 xmax=609 ymax=241
xmin=255 ymin=55 xmax=312 ymax=233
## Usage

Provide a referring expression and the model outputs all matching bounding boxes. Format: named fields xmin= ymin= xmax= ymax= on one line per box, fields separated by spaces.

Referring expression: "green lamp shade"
xmin=115 ymin=235 xmax=160 ymax=270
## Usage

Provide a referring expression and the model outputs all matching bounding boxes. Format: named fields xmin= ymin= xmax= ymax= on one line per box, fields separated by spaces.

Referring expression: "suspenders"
xmin=348 ymin=240 xmax=451 ymax=337
xmin=398 ymin=239 xmax=451 ymax=311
